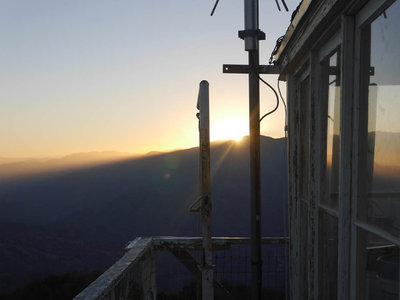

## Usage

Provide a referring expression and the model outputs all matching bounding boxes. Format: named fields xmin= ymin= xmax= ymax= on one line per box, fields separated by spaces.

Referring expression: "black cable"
xmin=269 ymin=36 xmax=284 ymax=65
xmin=259 ymin=75 xmax=279 ymax=123
xmin=277 ymin=78 xmax=287 ymax=123
xmin=210 ymin=0 xmax=220 ymax=16
xmin=281 ymin=0 xmax=289 ymax=12
xmin=275 ymin=0 xmax=281 ymax=11
xmin=275 ymin=0 xmax=289 ymax=12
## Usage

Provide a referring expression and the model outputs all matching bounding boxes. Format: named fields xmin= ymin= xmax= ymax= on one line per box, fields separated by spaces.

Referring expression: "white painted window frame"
xmin=352 ymin=0 xmax=398 ymax=238
xmin=316 ymin=32 xmax=342 ymax=300
xmin=351 ymin=0 xmax=399 ymax=298
xmin=287 ymin=2 xmax=400 ymax=298
xmin=288 ymin=1 xmax=398 ymax=298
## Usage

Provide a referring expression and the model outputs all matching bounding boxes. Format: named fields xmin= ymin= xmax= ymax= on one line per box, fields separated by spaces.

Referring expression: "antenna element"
xmin=210 ymin=0 xmax=220 ymax=16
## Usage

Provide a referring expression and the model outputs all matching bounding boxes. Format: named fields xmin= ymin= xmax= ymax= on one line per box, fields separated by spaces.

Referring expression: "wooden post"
xmin=287 ymin=74 xmax=300 ymax=300
xmin=138 ymin=247 xmax=157 ymax=300
xmin=309 ymin=50 xmax=322 ymax=300
xmin=197 ymin=80 xmax=214 ymax=300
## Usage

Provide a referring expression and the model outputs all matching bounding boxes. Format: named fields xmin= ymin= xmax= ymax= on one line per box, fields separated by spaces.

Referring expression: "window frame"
xmin=351 ymin=0 xmax=400 ymax=298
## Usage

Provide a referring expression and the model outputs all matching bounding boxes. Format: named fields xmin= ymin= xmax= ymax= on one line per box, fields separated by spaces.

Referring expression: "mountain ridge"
xmin=0 ymin=150 xmax=139 ymax=181
xmin=0 ymin=136 xmax=287 ymax=293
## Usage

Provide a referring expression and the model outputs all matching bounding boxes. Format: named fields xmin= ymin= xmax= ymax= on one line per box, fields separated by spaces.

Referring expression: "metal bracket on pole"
xmin=238 ymin=29 xmax=266 ymax=40
xmin=223 ymin=64 xmax=280 ymax=74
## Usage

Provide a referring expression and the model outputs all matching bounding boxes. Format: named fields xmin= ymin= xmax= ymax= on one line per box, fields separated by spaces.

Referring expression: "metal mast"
xmin=222 ymin=1 xmax=281 ymax=298
xmin=243 ymin=1 xmax=263 ymax=299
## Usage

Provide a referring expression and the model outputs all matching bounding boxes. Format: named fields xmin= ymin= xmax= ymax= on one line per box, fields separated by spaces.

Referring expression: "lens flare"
xmin=210 ymin=118 xmax=248 ymax=142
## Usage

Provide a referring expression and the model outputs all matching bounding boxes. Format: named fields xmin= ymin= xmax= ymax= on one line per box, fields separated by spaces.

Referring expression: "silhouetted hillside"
xmin=0 ymin=151 xmax=136 ymax=181
xmin=0 ymin=136 xmax=288 ymax=293
xmin=0 ymin=271 xmax=102 ymax=300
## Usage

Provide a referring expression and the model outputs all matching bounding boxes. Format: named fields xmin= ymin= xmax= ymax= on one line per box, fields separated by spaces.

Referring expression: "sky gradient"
xmin=0 ymin=0 xmax=297 ymax=158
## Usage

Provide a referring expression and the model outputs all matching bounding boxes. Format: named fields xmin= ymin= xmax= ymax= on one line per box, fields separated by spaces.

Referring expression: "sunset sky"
xmin=0 ymin=0 xmax=297 ymax=158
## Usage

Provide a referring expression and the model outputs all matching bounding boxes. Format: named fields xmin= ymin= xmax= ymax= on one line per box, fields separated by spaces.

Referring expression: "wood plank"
xmin=150 ymin=236 xmax=288 ymax=250
xmin=279 ymin=0 xmax=342 ymax=74
xmin=169 ymin=248 xmax=201 ymax=280
xmin=287 ymin=74 xmax=301 ymax=300
xmin=76 ymin=236 xmax=290 ymax=299
xmin=308 ymin=50 xmax=323 ymax=300
xmin=75 ymin=237 xmax=154 ymax=300
xmin=197 ymin=80 xmax=213 ymax=300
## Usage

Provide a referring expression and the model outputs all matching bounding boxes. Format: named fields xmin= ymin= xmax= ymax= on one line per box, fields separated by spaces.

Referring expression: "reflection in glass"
xmin=324 ymin=50 xmax=341 ymax=209
xmin=357 ymin=229 xmax=399 ymax=299
xmin=319 ymin=211 xmax=338 ymax=299
xmin=363 ymin=1 xmax=400 ymax=237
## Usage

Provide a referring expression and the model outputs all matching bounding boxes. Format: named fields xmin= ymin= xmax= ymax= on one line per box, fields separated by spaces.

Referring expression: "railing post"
xmin=197 ymin=80 xmax=214 ymax=300
xmin=136 ymin=247 xmax=157 ymax=300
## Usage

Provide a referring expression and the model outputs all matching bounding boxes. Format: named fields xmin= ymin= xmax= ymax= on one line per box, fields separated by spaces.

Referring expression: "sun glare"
xmin=210 ymin=118 xmax=248 ymax=142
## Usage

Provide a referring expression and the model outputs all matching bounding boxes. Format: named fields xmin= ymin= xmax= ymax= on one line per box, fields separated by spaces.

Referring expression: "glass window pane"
xmin=360 ymin=1 xmax=400 ymax=237
xmin=318 ymin=211 xmax=338 ymax=299
xmin=356 ymin=228 xmax=399 ymax=299
xmin=323 ymin=49 xmax=341 ymax=209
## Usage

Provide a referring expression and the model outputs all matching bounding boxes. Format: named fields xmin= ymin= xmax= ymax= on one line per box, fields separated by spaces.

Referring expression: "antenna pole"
xmin=244 ymin=1 xmax=262 ymax=299
xmin=222 ymin=1 xmax=271 ymax=298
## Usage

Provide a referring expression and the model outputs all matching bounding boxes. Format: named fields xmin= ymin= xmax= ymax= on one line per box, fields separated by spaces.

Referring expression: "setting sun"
xmin=210 ymin=118 xmax=248 ymax=142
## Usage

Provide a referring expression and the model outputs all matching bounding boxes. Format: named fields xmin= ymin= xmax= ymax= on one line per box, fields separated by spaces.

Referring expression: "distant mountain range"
xmin=0 ymin=151 xmax=137 ymax=181
xmin=0 ymin=136 xmax=288 ymax=293
xmin=1 ymin=132 xmax=399 ymax=295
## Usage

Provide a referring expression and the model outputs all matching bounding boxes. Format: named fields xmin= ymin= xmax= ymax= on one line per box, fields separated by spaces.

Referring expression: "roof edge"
xmin=273 ymin=0 xmax=312 ymax=63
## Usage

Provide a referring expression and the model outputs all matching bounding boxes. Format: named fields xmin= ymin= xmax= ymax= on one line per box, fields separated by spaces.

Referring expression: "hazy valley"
xmin=0 ymin=136 xmax=287 ymax=294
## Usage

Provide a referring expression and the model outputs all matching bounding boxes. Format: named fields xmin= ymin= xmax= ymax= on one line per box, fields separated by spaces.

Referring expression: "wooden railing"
xmin=74 ymin=236 xmax=289 ymax=300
